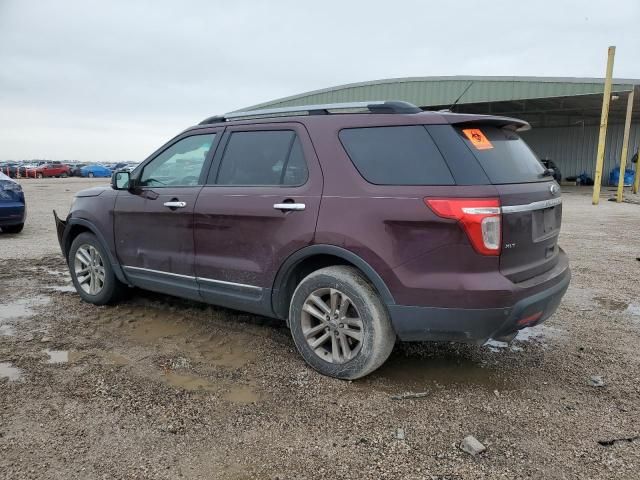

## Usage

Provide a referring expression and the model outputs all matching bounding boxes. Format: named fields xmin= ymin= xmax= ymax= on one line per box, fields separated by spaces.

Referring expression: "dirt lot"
xmin=1 ymin=178 xmax=639 ymax=479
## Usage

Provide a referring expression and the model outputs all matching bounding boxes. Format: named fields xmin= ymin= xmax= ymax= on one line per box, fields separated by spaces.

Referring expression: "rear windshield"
xmin=455 ymin=125 xmax=545 ymax=184
xmin=339 ymin=126 xmax=455 ymax=185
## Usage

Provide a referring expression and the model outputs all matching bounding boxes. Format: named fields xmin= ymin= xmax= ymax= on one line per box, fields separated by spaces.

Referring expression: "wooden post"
xmin=633 ymin=146 xmax=640 ymax=194
xmin=592 ymin=46 xmax=616 ymax=205
xmin=616 ymin=89 xmax=634 ymax=202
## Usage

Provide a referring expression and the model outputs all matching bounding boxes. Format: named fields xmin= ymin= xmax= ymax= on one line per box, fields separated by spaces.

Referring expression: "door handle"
xmin=273 ymin=203 xmax=306 ymax=211
xmin=164 ymin=201 xmax=187 ymax=209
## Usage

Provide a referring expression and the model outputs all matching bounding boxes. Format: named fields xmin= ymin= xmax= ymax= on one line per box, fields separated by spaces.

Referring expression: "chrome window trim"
xmin=501 ymin=197 xmax=562 ymax=214
xmin=122 ymin=265 xmax=262 ymax=291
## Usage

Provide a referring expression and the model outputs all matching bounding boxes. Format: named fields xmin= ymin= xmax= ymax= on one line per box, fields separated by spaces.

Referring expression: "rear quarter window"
xmin=339 ymin=126 xmax=455 ymax=186
xmin=455 ymin=125 xmax=545 ymax=184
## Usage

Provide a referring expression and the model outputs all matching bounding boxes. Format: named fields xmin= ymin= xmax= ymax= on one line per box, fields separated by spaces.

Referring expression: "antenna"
xmin=444 ymin=81 xmax=474 ymax=112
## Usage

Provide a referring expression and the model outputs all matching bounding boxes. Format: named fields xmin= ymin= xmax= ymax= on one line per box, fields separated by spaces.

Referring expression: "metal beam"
xmin=592 ymin=46 xmax=616 ymax=205
xmin=616 ymin=89 xmax=634 ymax=202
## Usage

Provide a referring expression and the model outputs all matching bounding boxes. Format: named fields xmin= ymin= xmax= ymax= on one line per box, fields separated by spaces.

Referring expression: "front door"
xmin=114 ymin=130 xmax=222 ymax=300
xmin=193 ymin=123 xmax=323 ymax=315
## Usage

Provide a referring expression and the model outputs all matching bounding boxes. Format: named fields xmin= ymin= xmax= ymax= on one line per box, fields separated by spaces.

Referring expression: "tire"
xmin=36 ymin=173 xmax=43 ymax=179
xmin=289 ymin=266 xmax=396 ymax=380
xmin=2 ymin=223 xmax=24 ymax=234
xmin=68 ymin=232 xmax=125 ymax=305
xmin=88 ymin=172 xmax=94 ymax=178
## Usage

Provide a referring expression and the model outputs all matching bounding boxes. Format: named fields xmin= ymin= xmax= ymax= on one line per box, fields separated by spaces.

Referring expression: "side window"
xmin=339 ymin=126 xmax=455 ymax=186
xmin=140 ymin=134 xmax=216 ymax=187
xmin=215 ymin=130 xmax=308 ymax=186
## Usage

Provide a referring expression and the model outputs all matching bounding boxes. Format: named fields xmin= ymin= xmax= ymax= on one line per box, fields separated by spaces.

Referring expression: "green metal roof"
xmin=242 ymin=76 xmax=640 ymax=111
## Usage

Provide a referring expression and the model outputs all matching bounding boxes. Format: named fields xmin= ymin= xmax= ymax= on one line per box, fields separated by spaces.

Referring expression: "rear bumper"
xmin=387 ymin=256 xmax=571 ymax=343
xmin=0 ymin=203 xmax=26 ymax=226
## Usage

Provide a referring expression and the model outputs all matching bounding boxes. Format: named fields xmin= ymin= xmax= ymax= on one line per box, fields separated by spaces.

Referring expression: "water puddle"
xmin=364 ymin=354 xmax=506 ymax=391
xmin=197 ymin=338 xmax=257 ymax=368
xmin=594 ymin=296 xmax=628 ymax=312
xmin=0 ymin=324 xmax=17 ymax=336
xmin=0 ymin=362 xmax=24 ymax=382
xmin=124 ymin=314 xmax=192 ymax=342
xmin=162 ymin=372 xmax=218 ymax=392
xmin=0 ymin=296 xmax=50 ymax=322
xmin=46 ymin=285 xmax=76 ymax=293
xmin=223 ymin=385 xmax=259 ymax=404
xmin=100 ymin=351 xmax=130 ymax=365
xmin=626 ymin=303 xmax=640 ymax=317
xmin=43 ymin=349 xmax=82 ymax=364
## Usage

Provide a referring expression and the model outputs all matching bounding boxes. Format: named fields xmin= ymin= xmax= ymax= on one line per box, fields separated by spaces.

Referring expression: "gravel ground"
xmin=1 ymin=179 xmax=639 ymax=479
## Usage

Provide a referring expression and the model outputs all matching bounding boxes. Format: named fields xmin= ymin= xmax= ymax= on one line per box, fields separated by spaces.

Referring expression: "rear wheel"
xmin=88 ymin=172 xmax=94 ymax=178
xmin=68 ymin=232 xmax=125 ymax=305
xmin=2 ymin=223 xmax=24 ymax=234
xmin=289 ymin=266 xmax=396 ymax=380
xmin=36 ymin=173 xmax=43 ymax=179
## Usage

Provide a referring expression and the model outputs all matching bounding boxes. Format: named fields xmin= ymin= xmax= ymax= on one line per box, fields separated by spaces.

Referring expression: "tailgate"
xmin=496 ymin=182 xmax=562 ymax=283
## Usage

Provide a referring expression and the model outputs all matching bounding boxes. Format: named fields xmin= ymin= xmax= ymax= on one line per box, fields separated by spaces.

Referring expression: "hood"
xmin=75 ymin=185 xmax=110 ymax=197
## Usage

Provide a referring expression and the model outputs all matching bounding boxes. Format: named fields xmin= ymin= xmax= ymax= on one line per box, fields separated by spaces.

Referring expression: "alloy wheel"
xmin=74 ymin=244 xmax=106 ymax=295
xmin=301 ymin=288 xmax=364 ymax=364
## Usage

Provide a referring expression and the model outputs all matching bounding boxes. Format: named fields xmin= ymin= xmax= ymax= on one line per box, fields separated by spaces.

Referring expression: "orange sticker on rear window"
xmin=462 ymin=128 xmax=494 ymax=150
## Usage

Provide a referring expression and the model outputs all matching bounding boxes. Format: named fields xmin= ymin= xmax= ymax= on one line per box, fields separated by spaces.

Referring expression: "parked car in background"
xmin=80 ymin=164 xmax=112 ymax=178
xmin=0 ymin=171 xmax=26 ymax=233
xmin=69 ymin=163 xmax=88 ymax=176
xmin=54 ymin=101 xmax=570 ymax=379
xmin=0 ymin=162 xmax=21 ymax=178
xmin=24 ymin=163 xmax=71 ymax=178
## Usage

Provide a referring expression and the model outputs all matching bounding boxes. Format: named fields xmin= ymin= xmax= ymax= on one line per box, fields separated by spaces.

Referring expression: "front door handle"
xmin=274 ymin=203 xmax=306 ymax=211
xmin=164 ymin=201 xmax=187 ymax=209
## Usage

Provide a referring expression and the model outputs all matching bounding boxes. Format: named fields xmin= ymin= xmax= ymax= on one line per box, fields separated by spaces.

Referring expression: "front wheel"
xmin=289 ymin=266 xmax=396 ymax=380
xmin=88 ymin=172 xmax=94 ymax=178
xmin=68 ymin=232 xmax=125 ymax=305
xmin=2 ymin=223 xmax=24 ymax=234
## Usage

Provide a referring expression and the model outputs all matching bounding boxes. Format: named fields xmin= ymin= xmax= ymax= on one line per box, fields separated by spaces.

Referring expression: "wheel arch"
xmin=63 ymin=218 xmax=128 ymax=284
xmin=271 ymin=245 xmax=395 ymax=321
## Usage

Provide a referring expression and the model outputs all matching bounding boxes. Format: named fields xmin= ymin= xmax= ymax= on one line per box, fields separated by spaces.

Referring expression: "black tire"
xmin=289 ymin=266 xmax=396 ymax=380
xmin=68 ymin=232 xmax=125 ymax=305
xmin=2 ymin=223 xmax=24 ymax=234
xmin=88 ymin=172 xmax=94 ymax=178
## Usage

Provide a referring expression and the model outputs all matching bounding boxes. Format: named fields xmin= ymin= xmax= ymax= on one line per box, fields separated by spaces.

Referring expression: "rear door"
xmin=114 ymin=130 xmax=222 ymax=300
xmin=193 ymin=122 xmax=323 ymax=315
xmin=452 ymin=124 xmax=561 ymax=283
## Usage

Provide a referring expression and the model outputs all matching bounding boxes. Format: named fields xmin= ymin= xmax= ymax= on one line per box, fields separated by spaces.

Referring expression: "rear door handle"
xmin=164 ymin=201 xmax=187 ymax=209
xmin=273 ymin=203 xmax=306 ymax=211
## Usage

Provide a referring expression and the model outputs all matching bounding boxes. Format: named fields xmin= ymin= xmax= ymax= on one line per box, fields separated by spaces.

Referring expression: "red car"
xmin=24 ymin=163 xmax=71 ymax=178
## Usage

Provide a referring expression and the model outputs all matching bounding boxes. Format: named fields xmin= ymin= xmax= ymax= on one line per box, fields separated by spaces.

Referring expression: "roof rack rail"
xmin=198 ymin=100 xmax=421 ymax=125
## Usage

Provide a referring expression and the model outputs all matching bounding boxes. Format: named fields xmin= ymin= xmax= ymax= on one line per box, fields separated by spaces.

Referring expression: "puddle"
xmin=100 ymin=351 xmax=130 ymax=366
xmin=0 ymin=324 xmax=17 ymax=336
xmin=626 ymin=303 xmax=640 ymax=316
xmin=46 ymin=285 xmax=76 ymax=293
xmin=43 ymin=349 xmax=82 ymax=364
xmin=197 ymin=339 xmax=257 ymax=369
xmin=124 ymin=314 xmax=192 ymax=342
xmin=364 ymin=354 xmax=506 ymax=391
xmin=0 ymin=362 xmax=24 ymax=382
xmin=163 ymin=372 xmax=218 ymax=392
xmin=223 ymin=385 xmax=259 ymax=404
xmin=0 ymin=296 xmax=50 ymax=322
xmin=594 ymin=296 xmax=628 ymax=311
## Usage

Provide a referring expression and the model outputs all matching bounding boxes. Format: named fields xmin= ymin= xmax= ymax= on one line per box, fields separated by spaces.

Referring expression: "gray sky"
xmin=1 ymin=0 xmax=639 ymax=162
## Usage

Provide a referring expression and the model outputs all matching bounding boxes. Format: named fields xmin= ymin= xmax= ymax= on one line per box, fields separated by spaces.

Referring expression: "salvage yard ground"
xmin=1 ymin=178 xmax=639 ymax=479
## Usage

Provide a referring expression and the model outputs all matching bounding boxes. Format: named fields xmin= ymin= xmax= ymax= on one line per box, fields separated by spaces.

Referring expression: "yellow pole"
xmin=633 ymin=146 xmax=640 ymax=194
xmin=592 ymin=46 xmax=616 ymax=205
xmin=616 ymin=89 xmax=634 ymax=202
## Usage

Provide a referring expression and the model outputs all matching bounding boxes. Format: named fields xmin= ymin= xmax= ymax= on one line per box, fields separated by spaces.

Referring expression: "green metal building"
xmin=242 ymin=76 xmax=640 ymax=183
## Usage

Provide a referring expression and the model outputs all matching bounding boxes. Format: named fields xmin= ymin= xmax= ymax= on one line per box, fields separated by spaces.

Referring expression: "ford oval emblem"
xmin=550 ymin=184 xmax=560 ymax=195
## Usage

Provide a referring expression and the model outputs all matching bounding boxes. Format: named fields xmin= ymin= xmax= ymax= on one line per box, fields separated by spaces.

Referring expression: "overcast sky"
xmin=1 ymin=0 xmax=639 ymax=162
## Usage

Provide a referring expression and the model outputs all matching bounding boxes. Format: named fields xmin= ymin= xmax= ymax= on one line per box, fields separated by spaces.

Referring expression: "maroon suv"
xmin=54 ymin=101 xmax=570 ymax=379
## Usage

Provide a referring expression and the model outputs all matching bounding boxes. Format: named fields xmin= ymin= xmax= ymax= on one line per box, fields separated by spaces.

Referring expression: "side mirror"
xmin=112 ymin=170 xmax=131 ymax=190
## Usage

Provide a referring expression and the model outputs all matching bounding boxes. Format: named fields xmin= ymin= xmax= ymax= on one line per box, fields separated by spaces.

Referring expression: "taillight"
xmin=425 ymin=198 xmax=501 ymax=256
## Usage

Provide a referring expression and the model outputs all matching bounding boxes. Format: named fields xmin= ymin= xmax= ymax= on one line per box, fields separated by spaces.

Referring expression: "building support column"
xmin=616 ymin=89 xmax=634 ymax=202
xmin=592 ymin=46 xmax=616 ymax=205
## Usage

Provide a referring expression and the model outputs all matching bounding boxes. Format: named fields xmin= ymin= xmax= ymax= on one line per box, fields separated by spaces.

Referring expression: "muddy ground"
xmin=1 ymin=179 xmax=640 ymax=479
